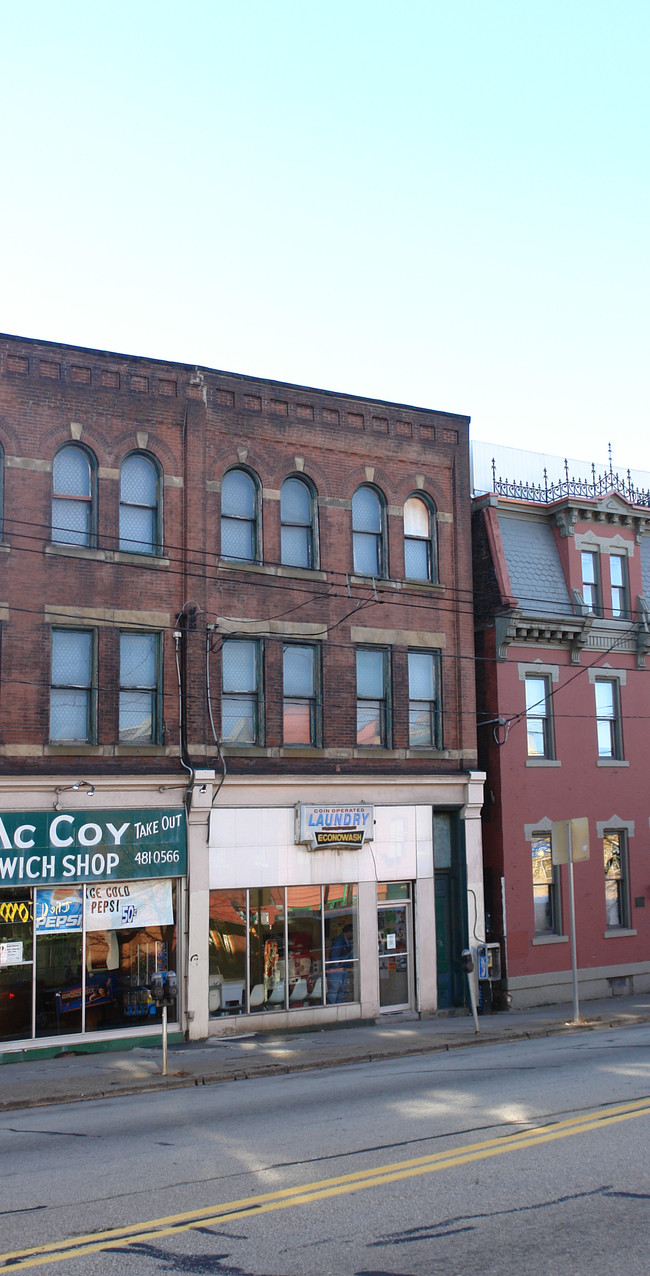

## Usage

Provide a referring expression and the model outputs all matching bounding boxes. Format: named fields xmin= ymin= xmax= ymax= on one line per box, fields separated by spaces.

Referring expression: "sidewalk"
xmin=2 ymin=993 xmax=649 ymax=1112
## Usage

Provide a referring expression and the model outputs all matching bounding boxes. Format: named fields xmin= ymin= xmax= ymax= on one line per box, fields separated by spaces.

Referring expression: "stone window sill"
xmin=532 ymin=934 xmax=568 ymax=945
xmin=604 ymin=927 xmax=637 ymax=938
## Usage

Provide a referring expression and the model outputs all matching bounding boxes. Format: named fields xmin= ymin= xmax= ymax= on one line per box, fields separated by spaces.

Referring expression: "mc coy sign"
xmin=0 ymin=808 xmax=186 ymax=887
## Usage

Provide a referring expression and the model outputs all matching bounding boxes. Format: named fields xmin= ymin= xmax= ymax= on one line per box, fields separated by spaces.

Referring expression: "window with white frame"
xmin=119 ymin=454 xmax=160 ymax=554
xmin=404 ymin=495 xmax=437 ymax=582
xmin=580 ymin=549 xmax=601 ymax=615
xmin=221 ymin=470 xmax=259 ymax=563
xmin=531 ymin=832 xmax=561 ymax=934
xmin=222 ymin=639 xmax=262 ymax=744
xmin=352 ymin=486 xmax=385 ymax=577
xmin=283 ymin=644 xmax=320 ymax=745
xmin=281 ymin=477 xmax=316 ymax=569
xmin=50 ymin=629 xmax=94 ymax=742
xmin=119 ymin=632 xmax=160 ymax=743
xmin=525 ymin=674 xmax=554 ymax=758
xmin=603 ymin=831 xmax=630 ymax=928
xmin=356 ymin=647 xmax=390 ymax=746
xmin=609 ymin=554 xmax=628 ymax=619
xmin=408 ymin=650 xmax=441 ymax=747
xmin=594 ymin=679 xmax=622 ymax=759
xmin=52 ymin=445 xmax=95 ymax=547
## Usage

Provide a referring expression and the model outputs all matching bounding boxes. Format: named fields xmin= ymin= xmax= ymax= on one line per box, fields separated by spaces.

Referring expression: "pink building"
xmin=473 ymin=450 xmax=650 ymax=1007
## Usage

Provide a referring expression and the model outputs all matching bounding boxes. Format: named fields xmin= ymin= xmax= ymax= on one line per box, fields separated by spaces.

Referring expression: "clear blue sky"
xmin=1 ymin=1 xmax=648 ymax=473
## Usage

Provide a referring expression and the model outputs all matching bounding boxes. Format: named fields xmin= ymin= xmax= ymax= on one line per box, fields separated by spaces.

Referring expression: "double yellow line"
xmin=3 ymin=1096 xmax=649 ymax=1271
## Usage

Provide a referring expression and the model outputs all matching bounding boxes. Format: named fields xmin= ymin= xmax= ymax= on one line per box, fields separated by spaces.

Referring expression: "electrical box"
xmin=477 ymin=943 xmax=501 ymax=982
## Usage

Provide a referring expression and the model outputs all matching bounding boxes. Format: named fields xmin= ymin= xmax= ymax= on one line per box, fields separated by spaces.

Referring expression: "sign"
xmin=0 ymin=941 xmax=24 ymax=965
xmin=296 ymin=804 xmax=374 ymax=851
xmin=86 ymin=880 xmax=173 ymax=931
xmin=551 ymin=818 xmax=590 ymax=865
xmin=0 ymin=809 xmax=186 ymax=887
xmin=35 ymin=889 xmax=83 ymax=934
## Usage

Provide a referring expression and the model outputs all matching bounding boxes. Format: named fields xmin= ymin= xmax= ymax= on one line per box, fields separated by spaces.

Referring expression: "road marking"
xmin=2 ymin=1096 xmax=649 ymax=1270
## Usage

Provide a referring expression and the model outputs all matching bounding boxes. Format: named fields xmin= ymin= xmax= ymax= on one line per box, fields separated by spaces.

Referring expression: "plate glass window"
xmin=221 ymin=470 xmax=258 ymax=562
xmin=281 ymin=477 xmax=315 ymax=568
xmin=603 ymin=832 xmax=629 ymax=928
xmin=404 ymin=496 xmax=436 ymax=582
xmin=52 ymin=446 xmax=93 ymax=547
xmin=283 ymin=645 xmax=319 ymax=745
xmin=532 ymin=833 xmax=560 ymax=934
xmin=581 ymin=550 xmax=601 ymax=614
xmin=356 ymin=648 xmax=389 ymax=746
xmin=120 ymin=455 xmax=159 ymax=554
xmin=119 ymin=632 xmax=159 ymax=743
xmin=595 ymin=679 xmax=621 ymax=758
xmin=408 ymin=650 xmax=440 ymax=747
xmin=222 ymin=640 xmax=261 ymax=744
xmin=352 ymin=487 xmax=384 ymax=576
xmin=525 ymin=675 xmax=553 ymax=758
xmin=50 ymin=630 xmax=93 ymax=742
xmin=610 ymin=555 xmax=628 ymax=618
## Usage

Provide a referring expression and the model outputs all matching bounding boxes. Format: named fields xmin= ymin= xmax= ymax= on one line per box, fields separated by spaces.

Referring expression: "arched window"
xmin=52 ymin=445 xmax=95 ymax=547
xmin=352 ymin=486 xmax=385 ymax=576
xmin=281 ymin=476 xmax=316 ymax=568
xmin=404 ymin=494 xmax=437 ymax=582
xmin=0 ymin=443 xmax=4 ymax=539
xmin=120 ymin=453 xmax=160 ymax=554
xmin=221 ymin=469 xmax=259 ymax=562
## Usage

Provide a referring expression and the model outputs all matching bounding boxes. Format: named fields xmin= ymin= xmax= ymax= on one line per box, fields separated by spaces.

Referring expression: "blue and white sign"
xmin=296 ymin=804 xmax=374 ymax=851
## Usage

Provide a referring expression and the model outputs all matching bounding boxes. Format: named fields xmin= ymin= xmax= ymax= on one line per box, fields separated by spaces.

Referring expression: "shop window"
xmin=208 ymin=884 xmax=358 ymax=1015
xmin=352 ymin=485 xmax=386 ymax=577
xmin=222 ymin=639 xmax=262 ymax=744
xmin=408 ymin=650 xmax=441 ymax=747
xmin=119 ymin=453 xmax=160 ymax=554
xmin=594 ymin=679 xmax=622 ymax=759
xmin=580 ymin=549 xmax=601 ymax=615
xmin=283 ymin=644 xmax=320 ymax=746
xmin=0 ymin=889 xmax=33 ymax=1042
xmin=356 ymin=647 xmax=390 ymax=746
xmin=221 ymin=468 xmax=259 ymax=563
xmin=119 ymin=632 xmax=160 ymax=743
xmin=50 ymin=629 xmax=94 ymax=743
xmin=525 ymin=674 xmax=554 ymax=758
xmin=610 ymin=555 xmax=629 ymax=619
xmin=404 ymin=494 xmax=437 ymax=582
xmin=604 ymin=831 xmax=630 ymax=928
xmin=52 ymin=445 xmax=95 ymax=547
xmin=532 ymin=832 xmax=561 ymax=934
xmin=281 ymin=476 xmax=317 ymax=568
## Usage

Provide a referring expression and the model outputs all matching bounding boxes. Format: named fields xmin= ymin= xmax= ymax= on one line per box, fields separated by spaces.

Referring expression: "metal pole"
xmin=567 ymin=821 xmax=580 ymax=1023
xmin=466 ymin=970 xmax=480 ymax=1035
xmin=162 ymin=1004 xmax=168 ymax=1076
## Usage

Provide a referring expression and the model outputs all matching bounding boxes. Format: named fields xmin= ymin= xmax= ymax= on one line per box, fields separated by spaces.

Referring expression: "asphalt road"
xmin=2 ymin=1024 xmax=650 ymax=1275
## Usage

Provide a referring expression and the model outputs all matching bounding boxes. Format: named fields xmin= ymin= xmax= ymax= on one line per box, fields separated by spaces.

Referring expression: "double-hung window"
xmin=221 ymin=469 xmax=259 ymax=563
xmin=603 ymin=831 xmax=630 ymax=928
xmin=532 ymin=832 xmax=561 ymax=935
xmin=408 ymin=650 xmax=441 ymax=747
xmin=283 ymin=645 xmax=319 ymax=745
xmin=609 ymin=555 xmax=628 ymax=619
xmin=222 ymin=639 xmax=262 ymax=744
xmin=356 ymin=648 xmax=390 ymax=747
xmin=580 ymin=550 xmax=601 ymax=615
xmin=50 ymin=629 xmax=94 ymax=743
xmin=281 ymin=477 xmax=316 ymax=568
xmin=525 ymin=675 xmax=553 ymax=758
xmin=52 ymin=445 xmax=95 ymax=547
xmin=119 ymin=454 xmax=160 ymax=554
xmin=404 ymin=495 xmax=437 ymax=582
xmin=595 ymin=679 xmax=622 ymax=759
xmin=352 ymin=487 xmax=385 ymax=577
xmin=119 ymin=632 xmax=160 ymax=743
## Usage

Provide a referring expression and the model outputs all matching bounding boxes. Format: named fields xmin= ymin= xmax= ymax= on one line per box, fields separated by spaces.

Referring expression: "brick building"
xmin=0 ymin=331 xmax=484 ymax=1055
xmin=473 ymin=445 xmax=650 ymax=1008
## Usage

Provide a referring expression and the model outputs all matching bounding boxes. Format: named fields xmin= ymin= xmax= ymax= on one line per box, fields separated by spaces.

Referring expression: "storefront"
xmin=0 ymin=804 xmax=186 ymax=1050
xmin=192 ymin=773 xmax=486 ymax=1036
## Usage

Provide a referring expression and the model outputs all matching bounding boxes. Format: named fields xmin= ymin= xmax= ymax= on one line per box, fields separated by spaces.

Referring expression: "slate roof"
xmin=497 ymin=515 xmax=573 ymax=617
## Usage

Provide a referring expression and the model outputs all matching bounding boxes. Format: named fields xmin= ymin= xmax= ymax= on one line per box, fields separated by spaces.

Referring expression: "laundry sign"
xmin=295 ymin=804 xmax=374 ymax=850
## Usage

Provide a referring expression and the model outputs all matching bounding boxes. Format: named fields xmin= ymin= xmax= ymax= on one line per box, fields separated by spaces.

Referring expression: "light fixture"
xmin=53 ymin=780 xmax=96 ymax=810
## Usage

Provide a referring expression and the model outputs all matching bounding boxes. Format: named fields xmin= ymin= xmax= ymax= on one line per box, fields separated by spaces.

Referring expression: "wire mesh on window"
xmin=283 ymin=699 xmax=313 ymax=745
xmin=352 ymin=487 xmax=381 ymax=533
xmin=221 ymin=516 xmax=255 ymax=561
xmin=353 ymin=531 xmax=380 ymax=576
xmin=356 ymin=649 xmax=384 ymax=698
xmin=50 ymin=689 xmax=89 ymax=741
xmin=222 ymin=695 xmax=256 ymax=743
xmin=53 ymin=447 xmax=91 ymax=497
xmin=404 ymin=537 xmax=429 ymax=580
xmin=409 ymin=704 xmax=435 ymax=747
xmin=404 ymin=496 xmax=430 ymax=537
xmin=281 ymin=477 xmax=311 ymax=525
xmin=120 ymin=633 xmax=156 ymax=689
xmin=408 ymin=652 xmax=435 ymax=700
xmin=51 ymin=497 xmax=90 ymax=546
xmin=222 ymin=642 xmax=257 ymax=693
xmin=120 ymin=455 xmax=157 ymax=506
xmin=119 ymin=690 xmax=154 ymax=743
xmin=357 ymin=702 xmax=382 ymax=746
xmin=284 ymin=646 xmax=315 ymax=697
xmin=120 ymin=506 xmax=155 ymax=553
xmin=222 ymin=470 xmax=256 ymax=518
xmin=52 ymin=631 xmax=91 ymax=687
xmin=281 ymin=525 xmax=311 ymax=568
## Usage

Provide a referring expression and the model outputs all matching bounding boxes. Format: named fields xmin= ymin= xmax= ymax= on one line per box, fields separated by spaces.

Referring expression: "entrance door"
xmin=377 ymin=884 xmax=413 ymax=1010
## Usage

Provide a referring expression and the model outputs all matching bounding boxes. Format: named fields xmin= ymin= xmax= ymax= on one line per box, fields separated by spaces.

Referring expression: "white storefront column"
xmin=358 ymin=878 xmax=380 ymax=1018
xmin=185 ymin=773 xmax=214 ymax=1041
xmin=463 ymin=771 xmax=487 ymax=961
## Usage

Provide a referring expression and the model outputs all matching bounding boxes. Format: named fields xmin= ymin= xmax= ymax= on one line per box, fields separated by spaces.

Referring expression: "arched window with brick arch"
xmin=52 ymin=444 xmax=96 ymax=547
xmin=221 ymin=468 xmax=261 ymax=563
xmin=404 ymin=493 xmax=437 ymax=582
xmin=120 ymin=452 xmax=161 ymax=554
xmin=352 ymin=485 xmax=386 ymax=577
xmin=281 ymin=475 xmax=317 ymax=569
